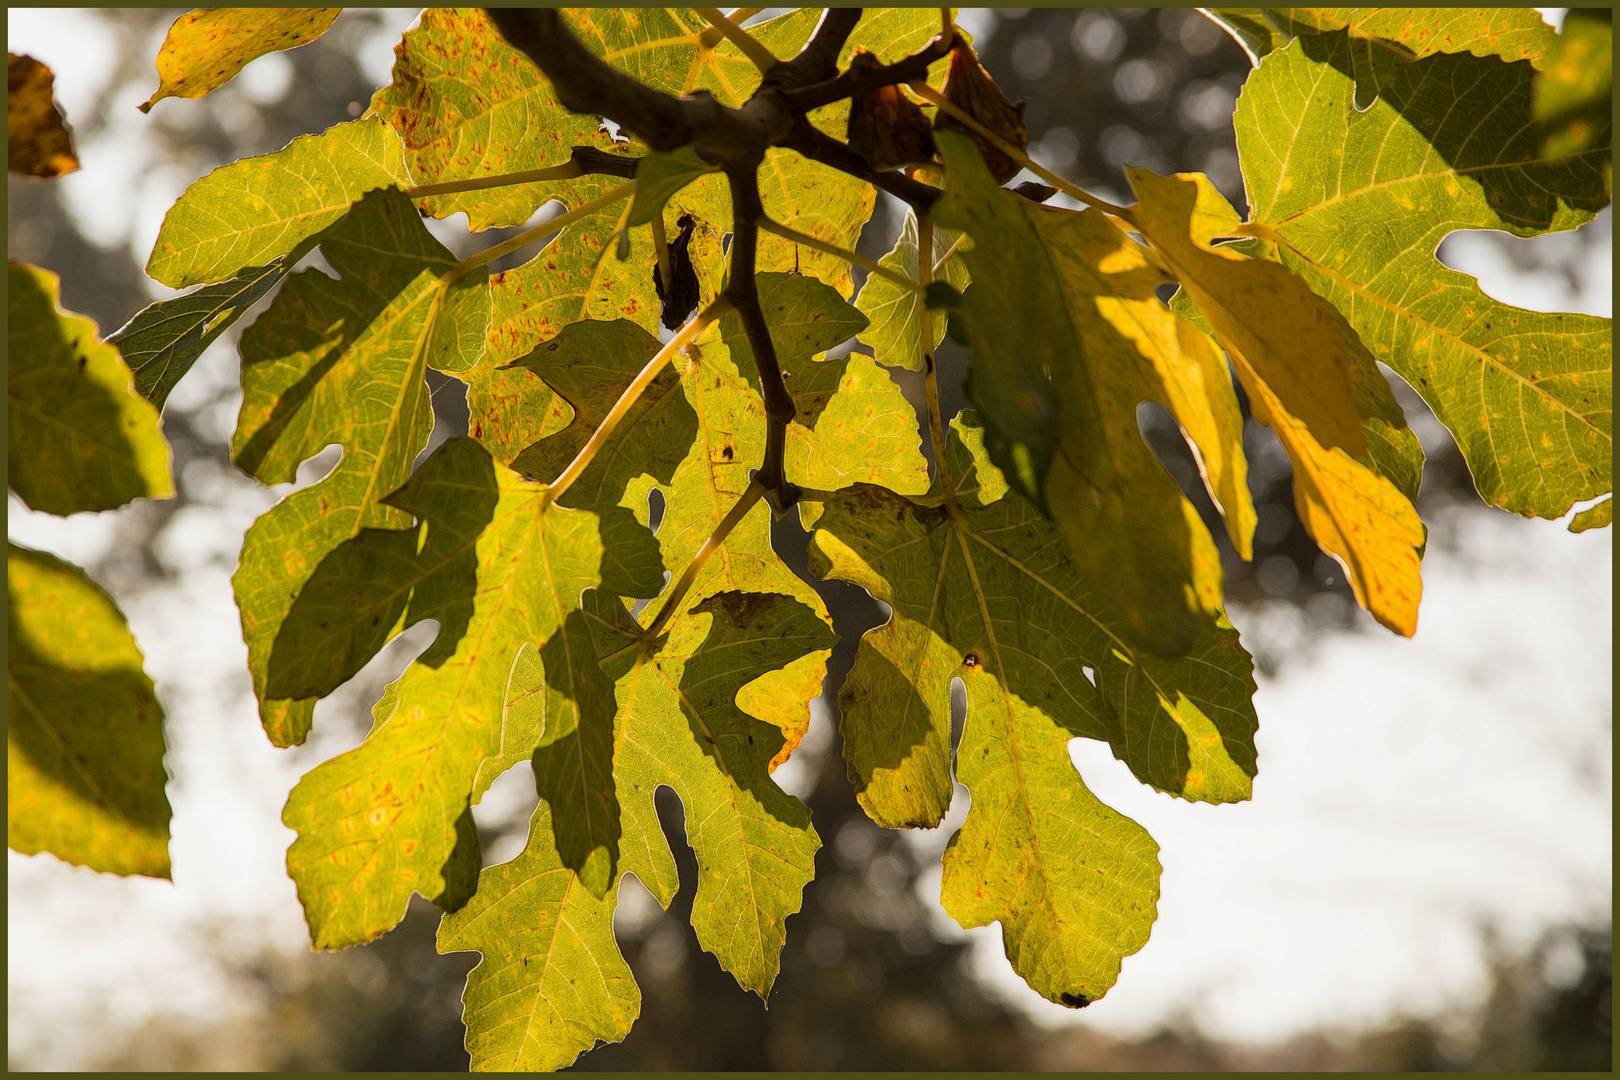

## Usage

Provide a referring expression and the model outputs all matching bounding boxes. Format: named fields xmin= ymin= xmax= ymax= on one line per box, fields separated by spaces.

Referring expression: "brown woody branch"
xmin=482 ymin=7 xmax=950 ymax=507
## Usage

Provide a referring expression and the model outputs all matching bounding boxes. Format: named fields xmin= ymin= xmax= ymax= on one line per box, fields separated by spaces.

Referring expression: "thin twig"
xmin=548 ymin=296 xmax=731 ymax=501
xmin=406 ymin=161 xmax=584 ymax=199
xmin=780 ymin=122 xmax=943 ymax=209
xmin=908 ymin=81 xmax=1134 ymax=219
xmin=452 ymin=181 xmax=634 ymax=276
xmin=758 ymin=217 xmax=921 ymax=292
xmin=640 ymin=479 xmax=765 ymax=640
xmin=696 ymin=7 xmax=779 ymax=73
xmin=766 ymin=7 xmax=863 ymax=91
xmin=781 ymin=22 xmax=953 ymax=111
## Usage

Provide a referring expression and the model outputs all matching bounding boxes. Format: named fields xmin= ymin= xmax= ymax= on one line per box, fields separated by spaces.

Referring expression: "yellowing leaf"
xmin=1263 ymin=8 xmax=1559 ymax=107
xmin=1126 ymin=168 xmax=1427 ymax=634
xmin=148 ymin=117 xmax=412 ymax=289
xmin=8 ymin=543 xmax=171 ymax=878
xmin=1236 ymin=344 xmax=1426 ymax=634
xmin=7 ymin=53 xmax=78 ymax=177
xmin=283 ymin=438 xmax=656 ymax=948
xmin=1570 ymin=496 xmax=1612 ymax=533
xmin=8 ymin=261 xmax=174 ymax=515
xmin=437 ymin=801 xmax=637 ymax=1072
xmin=585 ymin=588 xmax=833 ymax=997
xmin=372 ymin=8 xmax=626 ymax=232
xmin=933 ymin=133 xmax=1249 ymax=656
xmin=232 ymin=188 xmax=489 ymax=748
xmin=140 ymin=7 xmax=341 ymax=113
xmin=807 ymin=414 xmax=1258 ymax=1006
xmin=1234 ymin=31 xmax=1611 ymax=523
xmin=856 ymin=208 xmax=969 ymax=372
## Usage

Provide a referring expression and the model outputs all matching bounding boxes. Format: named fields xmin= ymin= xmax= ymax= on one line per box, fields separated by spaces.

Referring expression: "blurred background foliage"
xmin=8 ymin=7 xmax=1610 ymax=1071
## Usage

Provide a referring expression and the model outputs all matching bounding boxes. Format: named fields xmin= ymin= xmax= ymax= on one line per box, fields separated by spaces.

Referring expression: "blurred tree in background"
xmin=8 ymin=8 xmax=1608 ymax=1071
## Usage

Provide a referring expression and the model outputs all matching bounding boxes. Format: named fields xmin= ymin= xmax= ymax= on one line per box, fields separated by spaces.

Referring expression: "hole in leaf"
xmin=646 ymin=486 xmax=666 ymax=535
xmin=470 ymin=758 xmax=537 ymax=868
xmin=949 ymin=676 xmax=967 ymax=755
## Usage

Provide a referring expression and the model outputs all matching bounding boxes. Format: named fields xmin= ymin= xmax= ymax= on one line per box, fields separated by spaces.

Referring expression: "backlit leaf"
xmin=437 ymin=800 xmax=637 ymax=1072
xmin=1200 ymin=9 xmax=1293 ymax=65
xmin=1233 ymin=31 xmax=1611 ymax=524
xmin=855 ymin=207 xmax=969 ymax=372
xmin=282 ymin=437 xmax=658 ymax=948
xmin=506 ymin=274 xmax=928 ymax=764
xmin=626 ymin=145 xmax=719 ymax=228
xmin=584 ymin=587 xmax=834 ymax=997
xmin=140 ymin=7 xmax=341 ymax=113
xmin=8 ymin=261 xmax=174 ymax=515
xmin=148 ymin=117 xmax=412 ymax=289
xmin=109 ymin=256 xmax=297 ymax=409
xmin=7 ymin=53 xmax=78 ymax=177
xmin=1534 ymin=8 xmax=1612 ymax=164
xmin=933 ymin=132 xmax=1247 ymax=657
xmin=807 ymin=413 xmax=1258 ymax=1007
xmin=1126 ymin=167 xmax=1428 ymax=636
xmin=8 ymin=543 xmax=172 ymax=878
xmin=1262 ymin=8 xmax=1558 ymax=107
xmin=232 ymin=187 xmax=489 ymax=748
xmin=1570 ymin=496 xmax=1612 ymax=533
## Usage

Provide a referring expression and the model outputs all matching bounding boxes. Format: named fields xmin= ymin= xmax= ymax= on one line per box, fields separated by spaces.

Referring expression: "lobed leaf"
xmin=1126 ymin=167 xmax=1428 ymax=636
xmin=8 ymin=261 xmax=174 ymax=515
xmin=855 ymin=207 xmax=970 ymax=373
xmin=1234 ymin=31 xmax=1611 ymax=525
xmin=438 ymin=801 xmax=637 ymax=1072
xmin=232 ymin=187 xmax=488 ymax=748
xmin=584 ymin=588 xmax=833 ymax=998
xmin=140 ymin=7 xmax=341 ymax=113
xmin=8 ymin=543 xmax=172 ymax=878
xmin=807 ymin=413 xmax=1258 ymax=1007
xmin=281 ymin=437 xmax=658 ymax=948
xmin=501 ymin=274 xmax=928 ymax=767
xmin=933 ymin=132 xmax=1248 ymax=657
xmin=148 ymin=117 xmax=412 ymax=289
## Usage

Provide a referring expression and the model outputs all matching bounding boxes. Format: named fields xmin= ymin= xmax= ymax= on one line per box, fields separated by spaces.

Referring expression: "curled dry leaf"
xmin=846 ymin=49 xmax=937 ymax=172
xmin=933 ymin=39 xmax=1028 ymax=184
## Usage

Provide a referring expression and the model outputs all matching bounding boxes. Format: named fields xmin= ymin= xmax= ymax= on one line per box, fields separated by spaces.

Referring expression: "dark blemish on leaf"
xmin=721 ymin=444 xmax=734 ymax=461
xmin=1060 ymin=992 xmax=1091 ymax=1008
xmin=962 ymin=653 xmax=979 ymax=668
xmin=77 ymin=355 xmax=87 ymax=371
xmin=702 ymin=590 xmax=784 ymax=627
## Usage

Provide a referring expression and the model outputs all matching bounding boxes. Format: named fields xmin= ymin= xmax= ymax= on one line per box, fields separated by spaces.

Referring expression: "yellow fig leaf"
xmin=140 ymin=7 xmax=341 ymax=113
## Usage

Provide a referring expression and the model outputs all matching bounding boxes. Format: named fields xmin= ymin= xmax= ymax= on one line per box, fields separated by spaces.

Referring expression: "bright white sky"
xmin=7 ymin=6 xmax=1611 ymax=1067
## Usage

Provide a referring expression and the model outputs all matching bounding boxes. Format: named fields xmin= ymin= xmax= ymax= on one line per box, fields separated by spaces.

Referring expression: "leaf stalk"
xmin=547 ymin=295 xmax=732 ymax=502
xmin=907 ymin=81 xmax=1133 ymax=220
xmin=918 ymin=214 xmax=960 ymax=513
xmin=640 ymin=479 xmax=765 ymax=642
xmin=452 ymin=181 xmax=634 ymax=276
xmin=696 ymin=8 xmax=780 ymax=73
xmin=758 ymin=217 xmax=921 ymax=293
